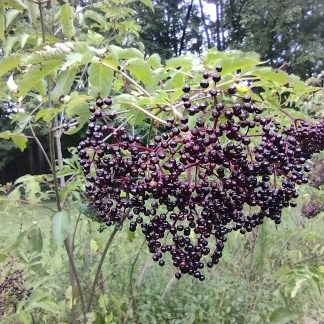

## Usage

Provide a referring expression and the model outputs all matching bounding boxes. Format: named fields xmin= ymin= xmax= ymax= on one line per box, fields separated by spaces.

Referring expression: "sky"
xmin=201 ymin=1 xmax=217 ymax=22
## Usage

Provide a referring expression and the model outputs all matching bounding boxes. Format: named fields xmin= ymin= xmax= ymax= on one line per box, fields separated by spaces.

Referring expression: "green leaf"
xmin=62 ymin=52 xmax=83 ymax=69
xmin=10 ymin=230 xmax=28 ymax=253
xmin=3 ymin=34 xmax=20 ymax=55
xmin=126 ymin=58 xmax=153 ymax=86
xmin=0 ymin=131 xmax=28 ymax=151
xmin=171 ymin=88 xmax=184 ymax=103
xmin=7 ymin=73 xmax=18 ymax=92
xmin=139 ymin=0 xmax=154 ymax=11
xmin=15 ymin=174 xmax=41 ymax=202
xmin=129 ymin=110 xmax=146 ymax=126
xmin=59 ymin=181 xmax=81 ymax=201
xmin=269 ymin=307 xmax=299 ymax=323
xmin=279 ymin=108 xmax=309 ymax=120
xmin=66 ymin=93 xmax=91 ymax=113
xmin=147 ymin=53 xmax=161 ymax=69
xmin=5 ymin=9 xmax=20 ymax=28
xmin=90 ymin=239 xmax=99 ymax=253
xmin=29 ymin=227 xmax=43 ymax=253
xmin=4 ymin=0 xmax=27 ymax=10
xmin=109 ymin=45 xmax=144 ymax=60
xmin=0 ymin=54 xmax=22 ymax=77
xmin=83 ymin=10 xmax=108 ymax=31
xmin=51 ymin=210 xmax=71 ymax=245
xmin=114 ymin=93 xmax=137 ymax=105
xmin=60 ymin=3 xmax=75 ymax=39
xmin=0 ymin=3 xmax=4 ymax=41
xmin=29 ymin=301 xmax=60 ymax=313
xmin=65 ymin=93 xmax=91 ymax=134
xmin=169 ymin=72 xmax=185 ymax=88
xmin=88 ymin=62 xmax=114 ymax=98
xmin=0 ymin=252 xmax=8 ymax=263
xmin=288 ymin=75 xmax=314 ymax=97
xmin=18 ymin=310 xmax=33 ymax=324
xmin=205 ymin=50 xmax=261 ymax=74
xmin=35 ymin=107 xmax=64 ymax=123
xmin=52 ymin=67 xmax=77 ymax=102
xmin=17 ymin=59 xmax=63 ymax=97
xmin=23 ymin=0 xmax=38 ymax=23
xmin=249 ymin=67 xmax=288 ymax=85
xmin=33 ymin=79 xmax=47 ymax=96
xmin=127 ymin=230 xmax=136 ymax=241
xmin=166 ymin=56 xmax=193 ymax=72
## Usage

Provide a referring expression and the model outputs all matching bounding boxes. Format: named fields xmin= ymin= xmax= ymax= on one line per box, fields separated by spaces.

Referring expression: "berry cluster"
xmin=0 ymin=102 xmax=23 ymax=119
xmin=302 ymin=198 xmax=324 ymax=219
xmin=78 ymin=70 xmax=324 ymax=280
xmin=285 ymin=121 xmax=324 ymax=158
xmin=0 ymin=259 xmax=32 ymax=316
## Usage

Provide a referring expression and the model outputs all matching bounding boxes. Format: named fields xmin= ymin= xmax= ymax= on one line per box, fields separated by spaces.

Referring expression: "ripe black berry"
xmin=212 ymin=73 xmax=221 ymax=82
xmin=182 ymin=85 xmax=190 ymax=93
xmin=228 ymin=85 xmax=237 ymax=95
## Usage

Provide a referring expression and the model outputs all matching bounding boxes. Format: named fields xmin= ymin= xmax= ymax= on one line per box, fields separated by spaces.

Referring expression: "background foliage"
xmin=0 ymin=0 xmax=323 ymax=323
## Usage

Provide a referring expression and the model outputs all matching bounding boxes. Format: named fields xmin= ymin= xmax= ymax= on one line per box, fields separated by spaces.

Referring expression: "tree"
xmin=137 ymin=0 xmax=206 ymax=59
xmin=223 ymin=0 xmax=324 ymax=78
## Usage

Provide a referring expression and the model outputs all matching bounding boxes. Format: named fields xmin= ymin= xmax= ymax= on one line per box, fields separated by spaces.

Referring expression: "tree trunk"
xmin=29 ymin=142 xmax=35 ymax=174
xmin=37 ymin=142 xmax=45 ymax=174
xmin=215 ymin=0 xmax=221 ymax=50
xmin=179 ymin=0 xmax=194 ymax=56
xmin=198 ymin=0 xmax=211 ymax=48
xmin=220 ymin=0 xmax=226 ymax=49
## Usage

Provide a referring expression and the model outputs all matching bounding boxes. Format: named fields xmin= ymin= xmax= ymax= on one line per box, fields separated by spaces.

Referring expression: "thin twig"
xmin=28 ymin=122 xmax=51 ymax=169
xmin=161 ymin=276 xmax=177 ymax=299
xmin=115 ymin=101 xmax=167 ymax=125
xmin=122 ymin=256 xmax=153 ymax=324
xmin=72 ymin=212 xmax=82 ymax=252
xmin=49 ymin=126 xmax=86 ymax=319
xmin=103 ymin=115 xmax=135 ymax=142
xmin=86 ymin=211 xmax=129 ymax=313
xmin=128 ymin=240 xmax=146 ymax=305
xmin=101 ymin=62 xmax=152 ymax=98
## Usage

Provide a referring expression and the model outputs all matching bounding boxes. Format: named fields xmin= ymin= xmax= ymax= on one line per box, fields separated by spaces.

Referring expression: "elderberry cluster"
xmin=0 ymin=102 xmax=23 ymax=120
xmin=284 ymin=121 xmax=324 ymax=158
xmin=78 ymin=68 xmax=324 ymax=280
xmin=0 ymin=259 xmax=32 ymax=316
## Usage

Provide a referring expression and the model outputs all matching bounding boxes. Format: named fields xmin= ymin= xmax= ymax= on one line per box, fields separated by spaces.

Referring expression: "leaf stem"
xmin=101 ymin=62 xmax=152 ymax=98
xmin=103 ymin=115 xmax=135 ymax=142
xmin=116 ymin=101 xmax=167 ymax=125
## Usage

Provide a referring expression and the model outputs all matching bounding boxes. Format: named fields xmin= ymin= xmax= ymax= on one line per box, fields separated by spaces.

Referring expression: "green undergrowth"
xmin=0 ymin=197 xmax=323 ymax=324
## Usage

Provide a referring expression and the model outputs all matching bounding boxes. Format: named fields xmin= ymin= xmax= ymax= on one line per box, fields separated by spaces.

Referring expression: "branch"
xmin=103 ymin=115 xmax=135 ymax=142
xmin=37 ymin=1 xmax=86 ymax=320
xmin=49 ymin=127 xmax=86 ymax=319
xmin=115 ymin=101 xmax=167 ymax=125
xmin=86 ymin=211 xmax=129 ymax=313
xmin=28 ymin=122 xmax=51 ymax=169
xmin=101 ymin=62 xmax=152 ymax=98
